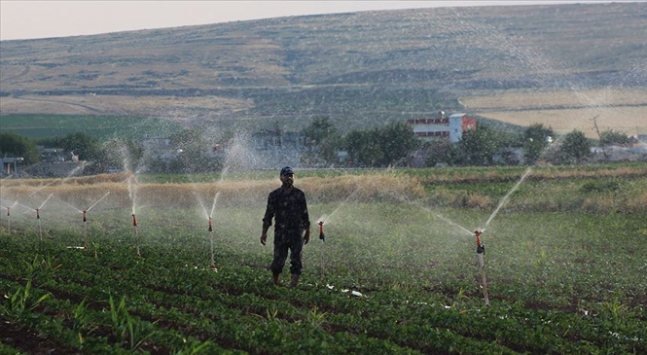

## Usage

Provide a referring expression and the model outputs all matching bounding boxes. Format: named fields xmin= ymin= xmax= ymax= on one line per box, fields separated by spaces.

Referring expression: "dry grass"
xmin=0 ymin=95 xmax=254 ymax=120
xmin=461 ymin=89 xmax=647 ymax=138
xmin=462 ymin=89 xmax=647 ymax=109
xmin=0 ymin=172 xmax=132 ymax=187
xmin=1 ymin=173 xmax=426 ymax=212
xmin=2 ymin=167 xmax=644 ymax=215
xmin=421 ymin=166 xmax=647 ymax=183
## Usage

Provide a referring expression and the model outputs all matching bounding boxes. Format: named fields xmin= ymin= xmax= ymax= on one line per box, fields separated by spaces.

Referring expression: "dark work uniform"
xmin=263 ymin=186 xmax=310 ymax=275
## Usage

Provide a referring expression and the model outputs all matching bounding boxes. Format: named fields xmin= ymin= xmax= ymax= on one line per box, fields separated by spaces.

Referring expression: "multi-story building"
xmin=408 ymin=111 xmax=477 ymax=143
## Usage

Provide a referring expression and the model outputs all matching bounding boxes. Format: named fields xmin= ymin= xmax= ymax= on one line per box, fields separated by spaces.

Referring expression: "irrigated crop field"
xmin=1 ymin=165 xmax=646 ymax=354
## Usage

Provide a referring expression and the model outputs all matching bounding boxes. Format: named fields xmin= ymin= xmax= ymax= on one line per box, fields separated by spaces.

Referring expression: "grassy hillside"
xmin=1 ymin=3 xmax=645 ymax=135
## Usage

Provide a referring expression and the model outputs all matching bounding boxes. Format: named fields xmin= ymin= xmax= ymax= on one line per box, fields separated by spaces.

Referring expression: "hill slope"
xmin=1 ymin=3 xmax=646 ymax=134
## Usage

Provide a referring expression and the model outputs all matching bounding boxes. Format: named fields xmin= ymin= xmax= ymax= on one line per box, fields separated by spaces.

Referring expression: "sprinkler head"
xmin=36 ymin=208 xmax=40 ymax=219
xmin=474 ymin=230 xmax=485 ymax=254
xmin=82 ymin=210 xmax=87 ymax=222
xmin=474 ymin=229 xmax=484 ymax=249
xmin=132 ymin=214 xmax=137 ymax=227
xmin=208 ymin=217 xmax=213 ymax=232
xmin=318 ymin=221 xmax=325 ymax=241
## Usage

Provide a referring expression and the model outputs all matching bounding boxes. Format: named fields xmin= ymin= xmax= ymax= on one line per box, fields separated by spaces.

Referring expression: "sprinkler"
xmin=32 ymin=193 xmax=53 ymax=241
xmin=80 ymin=192 xmax=109 ymax=248
xmin=318 ymin=220 xmax=325 ymax=241
xmin=132 ymin=214 xmax=141 ymax=257
xmin=82 ymin=210 xmax=88 ymax=247
xmin=208 ymin=217 xmax=217 ymax=271
xmin=36 ymin=208 xmax=43 ymax=241
xmin=319 ymin=221 xmax=326 ymax=278
xmin=5 ymin=206 xmax=11 ymax=234
xmin=475 ymin=230 xmax=485 ymax=258
xmin=474 ymin=230 xmax=490 ymax=306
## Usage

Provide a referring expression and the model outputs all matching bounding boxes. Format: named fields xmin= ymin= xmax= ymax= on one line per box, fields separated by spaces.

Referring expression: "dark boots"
xmin=290 ymin=274 xmax=300 ymax=288
xmin=273 ymin=272 xmax=300 ymax=287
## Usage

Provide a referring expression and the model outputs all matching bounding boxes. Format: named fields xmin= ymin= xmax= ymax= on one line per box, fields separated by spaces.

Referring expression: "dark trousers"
xmin=271 ymin=230 xmax=304 ymax=275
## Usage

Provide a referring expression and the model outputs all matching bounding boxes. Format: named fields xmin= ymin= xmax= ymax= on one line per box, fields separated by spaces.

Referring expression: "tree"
xmin=599 ymin=130 xmax=631 ymax=146
xmin=422 ymin=140 xmax=453 ymax=167
xmin=343 ymin=130 xmax=383 ymax=167
xmin=168 ymin=129 xmax=215 ymax=173
xmin=523 ymin=123 xmax=555 ymax=164
xmin=169 ymin=129 xmax=206 ymax=152
xmin=376 ymin=122 xmax=420 ymax=167
xmin=101 ymin=138 xmax=145 ymax=172
xmin=302 ymin=116 xmax=341 ymax=166
xmin=303 ymin=116 xmax=336 ymax=145
xmin=0 ymin=132 xmax=39 ymax=165
xmin=343 ymin=122 xmax=420 ymax=167
xmin=456 ymin=125 xmax=508 ymax=166
xmin=56 ymin=132 xmax=102 ymax=161
xmin=560 ymin=130 xmax=591 ymax=164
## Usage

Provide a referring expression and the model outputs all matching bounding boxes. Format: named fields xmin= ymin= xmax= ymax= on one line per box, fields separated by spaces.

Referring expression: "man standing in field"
xmin=261 ymin=166 xmax=311 ymax=287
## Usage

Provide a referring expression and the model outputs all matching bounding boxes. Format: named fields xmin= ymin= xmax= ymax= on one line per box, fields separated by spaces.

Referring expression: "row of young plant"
xmin=2 ymin=233 xmax=645 ymax=354
xmin=0 ymin=240 xmax=506 ymax=354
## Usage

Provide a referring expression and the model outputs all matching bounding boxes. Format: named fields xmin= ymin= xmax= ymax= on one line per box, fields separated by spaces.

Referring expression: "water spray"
xmin=208 ymin=216 xmax=217 ymax=271
xmin=484 ymin=167 xmax=533 ymax=228
xmin=318 ymin=220 xmax=326 ymax=278
xmin=188 ymin=175 xmax=222 ymax=271
xmin=3 ymin=203 xmax=16 ymax=234
xmin=132 ymin=213 xmax=141 ymax=257
xmin=474 ymin=229 xmax=490 ymax=306
xmin=81 ymin=192 xmax=110 ymax=247
xmin=87 ymin=192 xmax=110 ymax=212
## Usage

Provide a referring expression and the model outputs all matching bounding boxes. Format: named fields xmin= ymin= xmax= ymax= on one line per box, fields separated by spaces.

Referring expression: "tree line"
xmin=0 ymin=118 xmax=634 ymax=176
xmin=302 ymin=117 xmax=633 ymax=167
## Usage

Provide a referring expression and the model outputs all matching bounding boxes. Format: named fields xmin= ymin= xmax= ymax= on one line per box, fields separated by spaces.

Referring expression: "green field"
xmin=1 ymin=167 xmax=646 ymax=354
xmin=0 ymin=114 xmax=184 ymax=140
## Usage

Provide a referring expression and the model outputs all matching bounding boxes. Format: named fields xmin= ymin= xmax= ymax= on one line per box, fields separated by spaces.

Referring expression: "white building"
xmin=407 ymin=112 xmax=477 ymax=143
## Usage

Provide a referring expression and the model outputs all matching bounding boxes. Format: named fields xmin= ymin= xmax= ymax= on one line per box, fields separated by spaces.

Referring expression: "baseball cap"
xmin=280 ymin=166 xmax=294 ymax=176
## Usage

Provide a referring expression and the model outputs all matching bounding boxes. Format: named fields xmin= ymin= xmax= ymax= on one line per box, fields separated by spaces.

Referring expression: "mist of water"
xmin=318 ymin=176 xmax=362 ymax=225
xmin=483 ymin=166 xmax=533 ymax=229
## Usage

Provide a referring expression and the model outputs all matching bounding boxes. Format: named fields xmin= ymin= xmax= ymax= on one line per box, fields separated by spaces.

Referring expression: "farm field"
xmin=0 ymin=114 xmax=185 ymax=140
xmin=461 ymin=88 xmax=647 ymax=139
xmin=3 ymin=88 xmax=646 ymax=141
xmin=0 ymin=95 xmax=253 ymax=123
xmin=1 ymin=165 xmax=646 ymax=354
